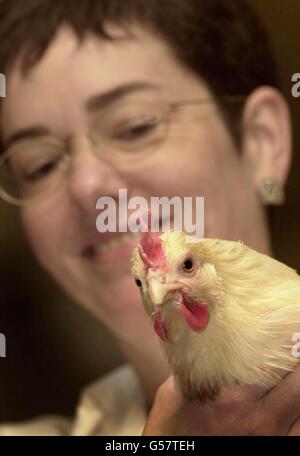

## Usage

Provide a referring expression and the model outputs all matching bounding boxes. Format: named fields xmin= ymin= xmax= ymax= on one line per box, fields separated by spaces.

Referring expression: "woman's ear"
xmin=241 ymin=86 xmax=292 ymax=194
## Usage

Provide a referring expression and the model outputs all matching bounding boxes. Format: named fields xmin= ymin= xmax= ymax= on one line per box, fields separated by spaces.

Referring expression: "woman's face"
xmin=1 ymin=25 xmax=268 ymax=340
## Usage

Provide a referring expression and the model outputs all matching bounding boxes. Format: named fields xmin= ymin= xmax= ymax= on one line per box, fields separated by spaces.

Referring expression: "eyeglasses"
xmin=0 ymin=95 xmax=245 ymax=206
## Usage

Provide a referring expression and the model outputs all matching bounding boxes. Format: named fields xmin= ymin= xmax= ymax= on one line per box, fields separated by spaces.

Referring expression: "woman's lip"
xmin=82 ymin=231 xmax=131 ymax=254
xmin=84 ymin=235 xmax=139 ymax=264
xmin=82 ymin=215 xmax=176 ymax=263
xmin=82 ymin=217 xmax=174 ymax=255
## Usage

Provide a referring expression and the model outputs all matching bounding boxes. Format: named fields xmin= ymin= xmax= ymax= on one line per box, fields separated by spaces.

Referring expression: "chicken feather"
xmin=131 ymin=231 xmax=300 ymax=400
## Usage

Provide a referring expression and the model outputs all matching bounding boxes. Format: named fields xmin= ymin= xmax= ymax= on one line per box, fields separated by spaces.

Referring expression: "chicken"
xmin=131 ymin=230 xmax=300 ymax=400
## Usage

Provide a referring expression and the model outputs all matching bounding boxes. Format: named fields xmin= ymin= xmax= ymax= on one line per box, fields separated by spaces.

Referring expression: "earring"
xmin=258 ymin=178 xmax=285 ymax=206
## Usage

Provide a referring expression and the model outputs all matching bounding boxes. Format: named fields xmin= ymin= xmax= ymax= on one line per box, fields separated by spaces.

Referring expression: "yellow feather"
xmin=131 ymin=232 xmax=300 ymax=400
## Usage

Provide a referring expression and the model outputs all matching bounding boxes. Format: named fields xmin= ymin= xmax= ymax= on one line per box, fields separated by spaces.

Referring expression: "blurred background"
xmin=0 ymin=0 xmax=299 ymax=422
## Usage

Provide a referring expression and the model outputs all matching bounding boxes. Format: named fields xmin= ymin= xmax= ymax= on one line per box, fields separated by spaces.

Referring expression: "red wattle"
xmin=180 ymin=294 xmax=209 ymax=332
xmin=153 ymin=312 xmax=169 ymax=342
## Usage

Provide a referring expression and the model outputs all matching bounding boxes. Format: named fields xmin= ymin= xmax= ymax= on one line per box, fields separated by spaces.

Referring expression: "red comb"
xmin=138 ymin=232 xmax=166 ymax=269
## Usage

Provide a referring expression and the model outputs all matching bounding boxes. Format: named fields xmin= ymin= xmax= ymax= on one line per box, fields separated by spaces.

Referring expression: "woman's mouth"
xmin=83 ymin=232 xmax=140 ymax=263
xmin=82 ymin=216 xmax=173 ymax=264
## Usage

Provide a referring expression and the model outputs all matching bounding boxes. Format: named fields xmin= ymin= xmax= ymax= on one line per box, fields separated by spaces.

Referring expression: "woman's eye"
xmin=182 ymin=258 xmax=194 ymax=273
xmin=115 ymin=119 xmax=159 ymax=142
xmin=25 ymin=158 xmax=61 ymax=182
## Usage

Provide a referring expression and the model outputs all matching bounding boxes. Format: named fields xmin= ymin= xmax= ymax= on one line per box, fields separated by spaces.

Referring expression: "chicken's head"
xmin=131 ymin=231 xmax=221 ymax=343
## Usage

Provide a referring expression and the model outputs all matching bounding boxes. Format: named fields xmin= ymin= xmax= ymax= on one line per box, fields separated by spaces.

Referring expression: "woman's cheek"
xmin=21 ymin=204 xmax=64 ymax=268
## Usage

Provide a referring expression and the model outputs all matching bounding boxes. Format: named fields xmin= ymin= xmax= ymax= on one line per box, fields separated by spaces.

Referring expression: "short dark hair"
xmin=0 ymin=0 xmax=278 ymax=145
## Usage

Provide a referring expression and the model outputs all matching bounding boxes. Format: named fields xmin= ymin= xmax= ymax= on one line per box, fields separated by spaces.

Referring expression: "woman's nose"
xmin=67 ymin=141 xmax=124 ymax=214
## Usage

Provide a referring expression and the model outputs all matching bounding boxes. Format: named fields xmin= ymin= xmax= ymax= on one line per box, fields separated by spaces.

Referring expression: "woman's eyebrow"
xmin=2 ymin=82 xmax=160 ymax=150
xmin=3 ymin=126 xmax=50 ymax=150
xmin=85 ymin=81 xmax=161 ymax=112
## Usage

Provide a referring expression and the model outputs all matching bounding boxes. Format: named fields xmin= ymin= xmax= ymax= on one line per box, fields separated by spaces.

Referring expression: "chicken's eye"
xmin=135 ymin=278 xmax=142 ymax=288
xmin=182 ymin=258 xmax=194 ymax=272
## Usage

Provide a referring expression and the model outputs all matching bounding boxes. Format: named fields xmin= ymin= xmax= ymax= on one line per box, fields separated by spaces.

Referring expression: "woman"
xmin=0 ymin=0 xmax=299 ymax=435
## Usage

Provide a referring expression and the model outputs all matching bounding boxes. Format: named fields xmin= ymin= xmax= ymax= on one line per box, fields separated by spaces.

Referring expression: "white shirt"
xmin=0 ymin=365 xmax=147 ymax=436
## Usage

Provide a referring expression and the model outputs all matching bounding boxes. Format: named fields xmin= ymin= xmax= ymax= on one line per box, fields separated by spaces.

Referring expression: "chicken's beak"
xmin=148 ymin=279 xmax=181 ymax=306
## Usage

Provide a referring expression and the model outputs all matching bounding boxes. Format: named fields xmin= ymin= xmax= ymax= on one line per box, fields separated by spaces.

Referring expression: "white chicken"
xmin=131 ymin=231 xmax=300 ymax=400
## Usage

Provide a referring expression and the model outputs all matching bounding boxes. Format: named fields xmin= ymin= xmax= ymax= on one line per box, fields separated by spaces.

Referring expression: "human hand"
xmin=143 ymin=367 xmax=300 ymax=436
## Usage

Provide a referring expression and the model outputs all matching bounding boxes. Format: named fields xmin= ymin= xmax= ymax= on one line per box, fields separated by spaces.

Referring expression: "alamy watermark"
xmin=0 ymin=73 xmax=6 ymax=98
xmin=96 ymin=189 xmax=204 ymax=242
xmin=1 ymin=75 xmax=9 ymax=358
xmin=0 ymin=333 xmax=6 ymax=358
xmin=291 ymin=73 xmax=300 ymax=98
xmin=291 ymin=332 xmax=300 ymax=359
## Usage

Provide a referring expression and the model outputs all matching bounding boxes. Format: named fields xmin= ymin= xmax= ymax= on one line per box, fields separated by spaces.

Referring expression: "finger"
xmin=264 ymin=364 xmax=300 ymax=430
xmin=143 ymin=376 xmax=188 ymax=436
xmin=216 ymin=383 xmax=270 ymax=404
xmin=288 ymin=416 xmax=300 ymax=436
xmin=156 ymin=376 xmax=187 ymax=411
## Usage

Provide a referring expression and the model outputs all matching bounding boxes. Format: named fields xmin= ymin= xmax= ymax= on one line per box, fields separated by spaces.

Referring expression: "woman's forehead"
xmin=6 ymin=23 xmax=205 ymax=96
xmin=1 ymin=24 xmax=210 ymax=145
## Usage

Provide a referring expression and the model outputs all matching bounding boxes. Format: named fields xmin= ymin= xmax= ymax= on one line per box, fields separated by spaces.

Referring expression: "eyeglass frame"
xmin=0 ymin=94 xmax=247 ymax=206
